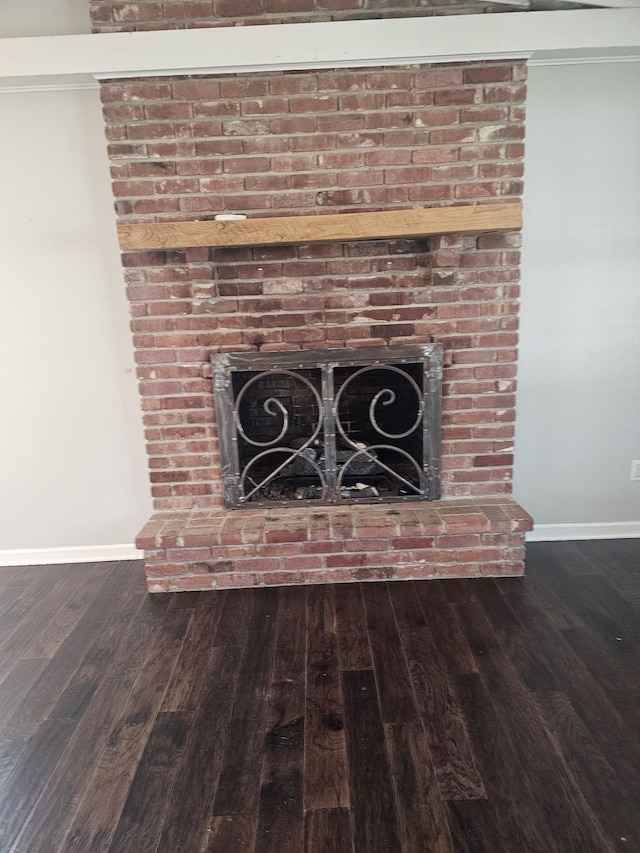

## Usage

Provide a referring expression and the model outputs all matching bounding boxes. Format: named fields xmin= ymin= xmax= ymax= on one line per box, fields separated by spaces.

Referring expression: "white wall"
xmin=513 ymin=59 xmax=640 ymax=528
xmin=0 ymin=0 xmax=89 ymax=37
xmin=0 ymin=87 xmax=152 ymax=554
xmin=0 ymin=58 xmax=638 ymax=558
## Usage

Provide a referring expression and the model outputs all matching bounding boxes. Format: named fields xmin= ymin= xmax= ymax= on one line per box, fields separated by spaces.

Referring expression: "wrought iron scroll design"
xmin=212 ymin=345 xmax=442 ymax=509
xmin=234 ymin=369 xmax=327 ymax=504
xmin=333 ymin=365 xmax=425 ymax=496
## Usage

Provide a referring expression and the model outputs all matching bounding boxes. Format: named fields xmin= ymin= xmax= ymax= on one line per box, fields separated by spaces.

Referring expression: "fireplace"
xmin=212 ymin=345 xmax=443 ymax=508
xmin=92 ymin=1 xmax=533 ymax=591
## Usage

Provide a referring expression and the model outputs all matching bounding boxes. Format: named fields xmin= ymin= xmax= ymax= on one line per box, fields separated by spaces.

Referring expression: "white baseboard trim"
xmin=1 ymin=525 xmax=638 ymax=566
xmin=527 ymin=521 xmax=640 ymax=542
xmin=0 ymin=544 xmax=142 ymax=567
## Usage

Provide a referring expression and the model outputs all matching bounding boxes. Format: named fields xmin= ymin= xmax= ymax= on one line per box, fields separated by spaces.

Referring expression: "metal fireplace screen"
xmin=212 ymin=345 xmax=442 ymax=509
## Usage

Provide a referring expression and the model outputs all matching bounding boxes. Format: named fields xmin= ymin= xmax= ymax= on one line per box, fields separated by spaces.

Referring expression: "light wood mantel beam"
xmin=117 ymin=201 xmax=522 ymax=252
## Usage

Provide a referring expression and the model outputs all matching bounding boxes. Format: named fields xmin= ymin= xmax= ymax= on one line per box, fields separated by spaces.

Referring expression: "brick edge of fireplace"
xmin=138 ymin=496 xmax=532 ymax=592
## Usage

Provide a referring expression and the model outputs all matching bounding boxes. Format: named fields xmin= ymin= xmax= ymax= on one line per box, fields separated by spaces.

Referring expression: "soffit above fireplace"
xmin=117 ymin=200 xmax=522 ymax=252
xmin=2 ymin=11 xmax=640 ymax=91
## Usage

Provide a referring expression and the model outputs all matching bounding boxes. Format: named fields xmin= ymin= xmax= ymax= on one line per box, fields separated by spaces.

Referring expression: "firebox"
xmin=212 ymin=345 xmax=443 ymax=509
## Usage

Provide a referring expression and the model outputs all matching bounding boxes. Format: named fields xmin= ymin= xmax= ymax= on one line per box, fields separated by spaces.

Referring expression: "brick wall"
xmin=90 ymin=0 xmax=505 ymax=33
xmin=100 ymin=61 xmax=526 ymax=512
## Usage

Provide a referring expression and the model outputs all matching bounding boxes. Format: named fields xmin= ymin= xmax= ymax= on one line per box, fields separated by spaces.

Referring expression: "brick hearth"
xmin=94 ymin=1 xmax=532 ymax=591
xmin=138 ymin=497 xmax=532 ymax=592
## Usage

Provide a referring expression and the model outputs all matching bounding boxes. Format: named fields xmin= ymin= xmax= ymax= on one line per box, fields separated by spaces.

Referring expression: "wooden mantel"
xmin=117 ymin=201 xmax=522 ymax=252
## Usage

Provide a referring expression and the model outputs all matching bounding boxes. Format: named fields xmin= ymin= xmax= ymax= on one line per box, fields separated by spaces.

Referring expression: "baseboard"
xmin=0 ymin=544 xmax=142 ymax=567
xmin=1 ymin=525 xmax=638 ymax=566
xmin=527 ymin=521 xmax=640 ymax=542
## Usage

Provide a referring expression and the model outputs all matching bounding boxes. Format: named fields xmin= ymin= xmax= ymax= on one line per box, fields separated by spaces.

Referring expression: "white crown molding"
xmin=1 ymin=54 xmax=636 ymax=94
xmin=551 ymin=0 xmax=640 ymax=6
xmin=530 ymin=48 xmax=640 ymax=64
xmin=530 ymin=56 xmax=640 ymax=65
xmin=527 ymin=521 xmax=640 ymax=541
xmin=91 ymin=52 xmax=532 ymax=82
xmin=0 ymin=10 xmax=639 ymax=90
xmin=0 ymin=544 xmax=142 ymax=567
xmin=0 ymin=81 xmax=99 ymax=94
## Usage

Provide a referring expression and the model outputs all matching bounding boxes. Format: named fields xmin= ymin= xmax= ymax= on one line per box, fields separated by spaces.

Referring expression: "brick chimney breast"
xmin=94 ymin=1 xmax=532 ymax=590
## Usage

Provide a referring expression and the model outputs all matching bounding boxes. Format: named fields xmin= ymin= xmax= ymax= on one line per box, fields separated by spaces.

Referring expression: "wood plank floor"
xmin=0 ymin=539 xmax=638 ymax=852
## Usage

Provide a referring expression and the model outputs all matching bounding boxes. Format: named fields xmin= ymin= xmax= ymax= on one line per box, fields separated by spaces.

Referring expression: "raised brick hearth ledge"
xmin=137 ymin=497 xmax=532 ymax=593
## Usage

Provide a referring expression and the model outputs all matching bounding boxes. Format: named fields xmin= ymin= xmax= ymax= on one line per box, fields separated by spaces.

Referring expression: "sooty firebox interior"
xmin=212 ymin=345 xmax=442 ymax=508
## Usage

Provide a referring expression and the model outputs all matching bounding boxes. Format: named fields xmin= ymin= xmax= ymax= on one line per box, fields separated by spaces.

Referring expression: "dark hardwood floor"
xmin=0 ymin=539 xmax=638 ymax=852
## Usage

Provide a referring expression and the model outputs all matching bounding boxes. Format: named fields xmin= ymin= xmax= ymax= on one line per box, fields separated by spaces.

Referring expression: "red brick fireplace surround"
xmin=93 ymin=2 xmax=533 ymax=591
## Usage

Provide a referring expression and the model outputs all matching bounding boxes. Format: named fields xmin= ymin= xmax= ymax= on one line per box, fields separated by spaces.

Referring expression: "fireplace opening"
xmin=213 ymin=345 xmax=442 ymax=509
